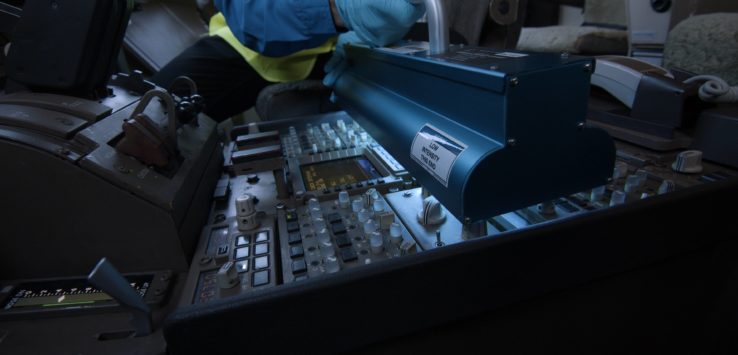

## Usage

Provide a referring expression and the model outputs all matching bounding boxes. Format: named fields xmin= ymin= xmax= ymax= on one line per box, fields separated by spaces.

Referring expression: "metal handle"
xmin=88 ymin=258 xmax=152 ymax=336
xmin=412 ymin=0 xmax=449 ymax=55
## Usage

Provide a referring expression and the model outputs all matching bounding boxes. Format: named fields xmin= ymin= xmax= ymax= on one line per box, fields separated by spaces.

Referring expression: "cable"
xmin=684 ymin=75 xmax=738 ymax=103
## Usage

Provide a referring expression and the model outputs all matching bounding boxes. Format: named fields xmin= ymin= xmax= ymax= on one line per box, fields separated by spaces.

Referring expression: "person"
xmin=152 ymin=0 xmax=426 ymax=122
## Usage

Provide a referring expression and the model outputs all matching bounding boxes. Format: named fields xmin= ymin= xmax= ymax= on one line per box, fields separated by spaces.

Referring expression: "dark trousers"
xmin=152 ymin=35 xmax=329 ymax=122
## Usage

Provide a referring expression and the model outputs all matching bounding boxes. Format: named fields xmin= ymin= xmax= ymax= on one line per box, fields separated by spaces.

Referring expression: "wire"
xmin=684 ymin=75 xmax=738 ymax=103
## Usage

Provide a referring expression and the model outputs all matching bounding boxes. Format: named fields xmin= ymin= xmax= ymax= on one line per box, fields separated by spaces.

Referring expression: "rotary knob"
xmin=417 ymin=196 xmax=446 ymax=226
xmin=369 ymin=231 xmax=384 ymax=255
xmin=236 ymin=193 xmax=259 ymax=231
xmin=352 ymin=199 xmax=364 ymax=213
xmin=389 ymin=223 xmax=403 ymax=245
xmin=363 ymin=219 xmax=378 ymax=235
xmin=235 ymin=194 xmax=256 ymax=216
xmin=672 ymin=150 xmax=703 ymax=173
xmin=217 ymin=261 xmax=240 ymax=289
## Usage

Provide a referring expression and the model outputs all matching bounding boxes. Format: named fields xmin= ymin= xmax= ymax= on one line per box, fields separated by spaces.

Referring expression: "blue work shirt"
xmin=214 ymin=0 xmax=339 ymax=57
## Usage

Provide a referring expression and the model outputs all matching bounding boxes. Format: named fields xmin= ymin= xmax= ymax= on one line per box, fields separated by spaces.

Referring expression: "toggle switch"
xmin=658 ymin=180 xmax=676 ymax=195
xmin=612 ymin=161 xmax=629 ymax=180
xmin=610 ymin=190 xmax=626 ymax=206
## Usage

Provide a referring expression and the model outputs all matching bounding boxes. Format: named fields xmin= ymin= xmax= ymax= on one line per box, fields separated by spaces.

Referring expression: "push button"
xmin=325 ymin=213 xmax=342 ymax=224
xmin=287 ymin=232 xmax=302 ymax=245
xmin=255 ymin=231 xmax=269 ymax=242
xmin=254 ymin=243 xmax=269 ymax=255
xmin=290 ymin=245 xmax=305 ymax=258
xmin=291 ymin=260 xmax=307 ymax=274
xmin=235 ymin=260 xmax=249 ymax=273
xmin=286 ymin=221 xmax=300 ymax=233
xmin=335 ymin=235 xmax=352 ymax=248
xmin=253 ymin=256 xmax=269 ymax=270
xmin=331 ymin=223 xmax=347 ymax=235
xmin=339 ymin=247 xmax=357 ymax=263
xmin=252 ymin=270 xmax=269 ymax=287
xmin=236 ymin=235 xmax=250 ymax=247
xmin=234 ymin=247 xmax=250 ymax=260
xmin=285 ymin=209 xmax=298 ymax=222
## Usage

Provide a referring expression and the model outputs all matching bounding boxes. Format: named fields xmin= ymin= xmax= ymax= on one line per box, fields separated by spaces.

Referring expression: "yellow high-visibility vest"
xmin=209 ymin=13 xmax=336 ymax=83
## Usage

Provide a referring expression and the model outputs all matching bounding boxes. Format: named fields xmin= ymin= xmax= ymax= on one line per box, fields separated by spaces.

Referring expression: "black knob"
xmin=650 ymin=0 xmax=671 ymax=13
xmin=190 ymin=94 xmax=205 ymax=114
xmin=176 ymin=100 xmax=196 ymax=124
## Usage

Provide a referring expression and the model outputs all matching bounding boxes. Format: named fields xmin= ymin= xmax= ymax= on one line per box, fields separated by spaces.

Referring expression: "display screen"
xmin=1 ymin=275 xmax=152 ymax=312
xmin=301 ymin=156 xmax=383 ymax=191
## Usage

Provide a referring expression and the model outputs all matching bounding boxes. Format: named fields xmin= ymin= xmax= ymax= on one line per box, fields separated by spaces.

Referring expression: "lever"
xmin=87 ymin=258 xmax=153 ymax=336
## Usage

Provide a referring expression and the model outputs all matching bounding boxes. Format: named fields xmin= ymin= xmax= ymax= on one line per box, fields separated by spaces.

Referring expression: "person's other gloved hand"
xmin=323 ymin=31 xmax=363 ymax=89
xmin=334 ymin=0 xmax=426 ymax=47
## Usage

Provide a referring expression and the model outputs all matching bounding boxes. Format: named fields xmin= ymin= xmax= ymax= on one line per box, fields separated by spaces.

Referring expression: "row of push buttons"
xmin=285 ymin=208 xmax=309 ymax=276
xmin=321 ymin=179 xmax=386 ymax=194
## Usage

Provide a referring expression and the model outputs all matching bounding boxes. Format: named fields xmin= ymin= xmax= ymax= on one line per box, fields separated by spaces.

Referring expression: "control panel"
xmin=180 ymin=113 xmax=736 ymax=305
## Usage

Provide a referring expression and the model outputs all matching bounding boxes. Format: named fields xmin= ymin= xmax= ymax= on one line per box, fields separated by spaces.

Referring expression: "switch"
xmin=635 ymin=169 xmax=649 ymax=185
xmin=672 ymin=150 xmax=703 ymax=173
xmin=613 ymin=161 xmax=629 ymax=180
xmin=435 ymin=229 xmax=444 ymax=247
xmin=610 ymin=190 xmax=626 ymax=206
xmin=658 ymin=180 xmax=676 ymax=195
xmin=590 ymin=185 xmax=606 ymax=202
xmin=624 ymin=175 xmax=641 ymax=194
xmin=217 ymin=261 xmax=240 ymax=289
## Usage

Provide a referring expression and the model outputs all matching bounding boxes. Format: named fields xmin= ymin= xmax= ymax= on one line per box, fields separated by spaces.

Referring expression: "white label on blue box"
xmin=410 ymin=124 xmax=467 ymax=187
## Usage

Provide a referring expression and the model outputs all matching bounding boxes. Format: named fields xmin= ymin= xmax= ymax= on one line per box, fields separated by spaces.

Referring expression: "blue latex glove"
xmin=323 ymin=31 xmax=364 ymax=89
xmin=334 ymin=0 xmax=426 ymax=47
